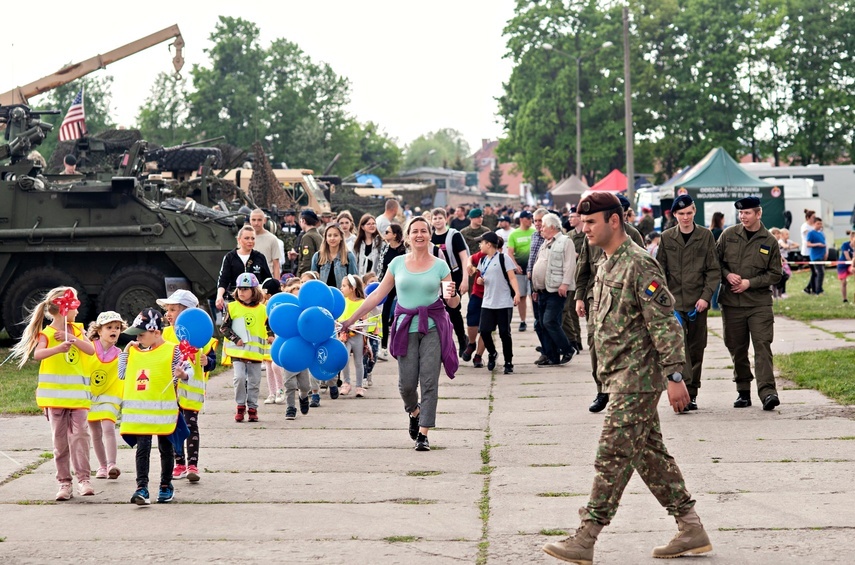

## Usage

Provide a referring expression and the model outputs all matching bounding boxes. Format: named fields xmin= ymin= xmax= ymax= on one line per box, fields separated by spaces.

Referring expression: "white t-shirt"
xmin=495 ymin=227 xmax=512 ymax=244
xmin=799 ymin=221 xmax=812 ymax=256
xmin=254 ymin=230 xmax=283 ymax=274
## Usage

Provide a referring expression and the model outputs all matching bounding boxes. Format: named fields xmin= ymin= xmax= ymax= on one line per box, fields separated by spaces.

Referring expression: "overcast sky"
xmin=3 ymin=0 xmax=516 ymax=154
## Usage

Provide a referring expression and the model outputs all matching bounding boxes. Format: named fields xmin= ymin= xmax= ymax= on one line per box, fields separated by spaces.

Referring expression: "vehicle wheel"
xmin=98 ymin=266 xmax=167 ymax=323
xmin=160 ymin=147 xmax=221 ymax=172
xmin=1 ymin=268 xmax=91 ymax=340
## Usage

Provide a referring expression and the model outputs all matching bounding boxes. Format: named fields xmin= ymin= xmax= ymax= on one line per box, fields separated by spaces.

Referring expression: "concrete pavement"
xmin=1 ymin=314 xmax=854 ymax=564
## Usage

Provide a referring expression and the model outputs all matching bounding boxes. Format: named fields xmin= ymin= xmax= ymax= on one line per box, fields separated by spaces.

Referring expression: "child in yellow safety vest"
xmin=85 ymin=311 xmax=128 ymax=481
xmin=119 ymin=308 xmax=187 ymax=506
xmin=220 ymin=273 xmax=274 ymax=423
xmin=9 ymin=286 xmax=96 ymax=502
xmin=338 ymin=274 xmax=368 ymax=398
xmin=360 ymin=271 xmax=382 ymax=388
xmin=158 ymin=289 xmax=218 ymax=484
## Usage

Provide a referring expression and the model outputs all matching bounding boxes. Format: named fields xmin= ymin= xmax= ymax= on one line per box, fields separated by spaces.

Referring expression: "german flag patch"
xmin=760 ymin=245 xmax=770 ymax=255
xmin=645 ymin=281 xmax=660 ymax=296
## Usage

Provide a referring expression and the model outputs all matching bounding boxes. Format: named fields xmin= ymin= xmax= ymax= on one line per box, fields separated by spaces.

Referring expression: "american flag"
xmin=58 ymin=88 xmax=87 ymax=142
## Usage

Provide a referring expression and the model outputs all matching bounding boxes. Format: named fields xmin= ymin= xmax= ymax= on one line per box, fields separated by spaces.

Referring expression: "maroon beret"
xmin=578 ymin=192 xmax=621 ymax=215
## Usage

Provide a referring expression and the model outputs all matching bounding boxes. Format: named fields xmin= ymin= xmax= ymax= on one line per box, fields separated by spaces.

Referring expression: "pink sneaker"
xmin=340 ymin=383 xmax=352 ymax=395
xmin=172 ymin=464 xmax=188 ymax=479
xmin=55 ymin=483 xmax=73 ymax=501
xmin=186 ymin=465 xmax=200 ymax=483
xmin=108 ymin=464 xmax=121 ymax=479
xmin=77 ymin=480 xmax=95 ymax=496
xmin=95 ymin=466 xmax=109 ymax=479
xmin=355 ymin=387 xmax=366 ymax=398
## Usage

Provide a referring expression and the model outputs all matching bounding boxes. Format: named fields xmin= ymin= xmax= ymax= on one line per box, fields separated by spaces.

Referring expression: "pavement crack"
xmin=476 ymin=370 xmax=496 ymax=565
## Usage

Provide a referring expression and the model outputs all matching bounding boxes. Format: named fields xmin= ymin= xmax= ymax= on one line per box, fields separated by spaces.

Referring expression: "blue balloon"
xmin=298 ymin=306 xmax=335 ymax=344
xmin=278 ymin=336 xmax=314 ymax=373
xmin=268 ymin=303 xmax=301 ymax=338
xmin=266 ymin=292 xmax=299 ymax=317
xmin=173 ymin=308 xmax=214 ymax=348
xmin=329 ymin=287 xmax=346 ymax=319
xmin=309 ymin=338 xmax=348 ymax=379
xmin=270 ymin=335 xmax=287 ymax=363
xmin=365 ymin=281 xmax=387 ymax=305
xmin=299 ymin=280 xmax=334 ymax=311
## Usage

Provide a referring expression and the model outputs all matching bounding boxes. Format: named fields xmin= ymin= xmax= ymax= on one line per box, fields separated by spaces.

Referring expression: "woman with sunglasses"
xmin=354 ymin=214 xmax=381 ymax=276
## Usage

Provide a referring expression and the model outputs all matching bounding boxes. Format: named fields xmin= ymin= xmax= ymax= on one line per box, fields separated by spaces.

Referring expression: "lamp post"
xmin=544 ymin=40 xmax=613 ymax=180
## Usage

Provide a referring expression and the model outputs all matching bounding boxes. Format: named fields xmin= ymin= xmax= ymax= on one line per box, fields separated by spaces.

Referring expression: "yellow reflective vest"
xmin=85 ymin=344 xmax=123 ymax=422
xmin=36 ymin=324 xmax=90 ymax=410
xmin=119 ymin=342 xmax=178 ymax=436
xmin=223 ymin=301 xmax=269 ymax=362
xmin=163 ymin=325 xmax=217 ymax=412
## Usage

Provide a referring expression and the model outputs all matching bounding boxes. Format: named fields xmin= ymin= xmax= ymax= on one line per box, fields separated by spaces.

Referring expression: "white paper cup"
xmin=441 ymin=281 xmax=455 ymax=299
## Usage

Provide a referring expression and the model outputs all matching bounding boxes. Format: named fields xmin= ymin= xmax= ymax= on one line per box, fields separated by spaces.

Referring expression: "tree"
xmin=403 ymin=128 xmax=472 ymax=170
xmin=487 ymin=166 xmax=508 ymax=193
xmin=136 ymin=72 xmax=192 ymax=146
xmin=29 ymin=76 xmax=115 ymax=165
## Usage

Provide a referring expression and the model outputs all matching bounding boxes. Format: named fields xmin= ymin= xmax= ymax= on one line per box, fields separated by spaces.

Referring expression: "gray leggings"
xmin=233 ymin=360 xmax=262 ymax=409
xmin=342 ymin=334 xmax=364 ymax=387
xmin=284 ymin=369 xmax=311 ymax=408
xmin=397 ymin=329 xmax=442 ymax=428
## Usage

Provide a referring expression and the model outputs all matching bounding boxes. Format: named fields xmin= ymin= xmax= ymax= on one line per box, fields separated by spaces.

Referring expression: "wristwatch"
xmin=666 ymin=372 xmax=683 ymax=383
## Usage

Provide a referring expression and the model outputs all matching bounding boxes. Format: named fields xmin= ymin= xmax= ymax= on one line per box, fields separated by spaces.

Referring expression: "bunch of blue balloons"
xmin=265 ymin=280 xmax=349 ymax=380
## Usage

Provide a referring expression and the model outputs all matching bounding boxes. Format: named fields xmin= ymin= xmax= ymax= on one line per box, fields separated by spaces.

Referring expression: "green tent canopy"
xmin=675 ymin=147 xmax=784 ymax=228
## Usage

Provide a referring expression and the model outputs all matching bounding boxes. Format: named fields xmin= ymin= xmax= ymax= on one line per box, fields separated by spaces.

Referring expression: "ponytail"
xmin=9 ymin=286 xmax=74 ymax=368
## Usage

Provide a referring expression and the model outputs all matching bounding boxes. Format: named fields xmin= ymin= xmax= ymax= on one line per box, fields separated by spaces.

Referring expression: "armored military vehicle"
xmin=0 ymin=104 xmax=239 ymax=338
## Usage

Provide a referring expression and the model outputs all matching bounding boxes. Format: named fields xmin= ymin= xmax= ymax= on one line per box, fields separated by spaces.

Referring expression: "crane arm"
xmin=0 ymin=24 xmax=184 ymax=106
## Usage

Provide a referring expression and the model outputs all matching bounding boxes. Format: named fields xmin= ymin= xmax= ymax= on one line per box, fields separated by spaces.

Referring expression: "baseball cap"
xmin=236 ymin=273 xmax=259 ymax=288
xmin=261 ymin=278 xmax=281 ymax=296
xmin=156 ymin=289 xmax=199 ymax=309
xmin=519 ymin=210 xmax=533 ymax=219
xmin=124 ymin=308 xmax=164 ymax=335
xmin=499 ymin=215 xmax=511 ymax=222
xmin=96 ymin=311 xmax=124 ymax=326
xmin=475 ymin=232 xmax=500 ymax=246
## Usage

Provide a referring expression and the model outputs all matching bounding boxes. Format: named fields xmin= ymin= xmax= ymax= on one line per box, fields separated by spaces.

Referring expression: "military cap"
xmin=301 ymin=209 xmax=319 ymax=222
xmin=468 ymin=208 xmax=483 ymax=218
xmin=671 ymin=194 xmax=694 ymax=214
xmin=734 ymin=196 xmax=761 ymax=209
xmin=616 ymin=194 xmax=631 ymax=211
xmin=578 ymin=192 xmax=621 ymax=215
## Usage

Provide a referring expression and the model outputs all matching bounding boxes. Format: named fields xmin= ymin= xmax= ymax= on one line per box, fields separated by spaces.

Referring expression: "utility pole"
xmin=623 ymin=5 xmax=635 ymax=205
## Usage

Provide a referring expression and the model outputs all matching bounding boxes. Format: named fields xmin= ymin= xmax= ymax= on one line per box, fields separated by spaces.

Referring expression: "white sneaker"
xmin=274 ymin=391 xmax=286 ymax=405
xmin=377 ymin=349 xmax=389 ymax=361
xmin=263 ymin=394 xmax=276 ymax=405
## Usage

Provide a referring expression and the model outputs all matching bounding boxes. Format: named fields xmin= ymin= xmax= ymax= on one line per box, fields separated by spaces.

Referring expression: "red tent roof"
xmin=589 ymin=169 xmax=628 ymax=193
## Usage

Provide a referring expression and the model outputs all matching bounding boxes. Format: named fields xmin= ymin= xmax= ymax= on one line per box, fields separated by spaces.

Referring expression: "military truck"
xmin=0 ymin=104 xmax=239 ymax=338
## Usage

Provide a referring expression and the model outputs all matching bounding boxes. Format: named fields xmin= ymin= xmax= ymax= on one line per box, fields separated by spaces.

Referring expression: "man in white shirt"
xmin=495 ymin=215 xmax=513 ymax=243
xmin=375 ymin=199 xmax=400 ymax=236
xmin=250 ymin=209 xmax=282 ymax=280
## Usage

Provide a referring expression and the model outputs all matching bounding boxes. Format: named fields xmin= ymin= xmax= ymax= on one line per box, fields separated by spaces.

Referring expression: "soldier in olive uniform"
xmin=562 ymin=208 xmax=585 ymax=352
xmin=460 ymin=208 xmax=491 ymax=254
xmin=544 ymin=192 xmax=711 ymax=565
xmin=716 ymin=196 xmax=782 ymax=410
xmin=637 ymin=206 xmax=655 ymax=238
xmin=482 ymin=204 xmax=499 ymax=231
xmin=297 ymin=210 xmax=323 ymax=276
xmin=574 ymin=202 xmax=645 ymax=413
xmin=655 ymin=195 xmax=720 ymax=410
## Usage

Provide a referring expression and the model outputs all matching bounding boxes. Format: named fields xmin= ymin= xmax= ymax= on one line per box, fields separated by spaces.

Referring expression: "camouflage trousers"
xmin=581 ymin=392 xmax=695 ymax=525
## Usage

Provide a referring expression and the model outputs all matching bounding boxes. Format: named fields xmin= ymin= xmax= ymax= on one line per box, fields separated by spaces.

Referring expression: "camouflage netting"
xmin=215 ymin=143 xmax=248 ymax=170
xmin=332 ymin=184 xmax=386 ymax=221
xmin=248 ymin=141 xmax=295 ymax=211
xmin=167 ymin=176 xmax=244 ymax=205
xmin=47 ymin=129 xmax=143 ymax=173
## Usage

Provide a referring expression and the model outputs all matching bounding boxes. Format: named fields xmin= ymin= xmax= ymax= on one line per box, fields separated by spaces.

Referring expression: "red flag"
xmin=59 ymin=88 xmax=87 ymax=142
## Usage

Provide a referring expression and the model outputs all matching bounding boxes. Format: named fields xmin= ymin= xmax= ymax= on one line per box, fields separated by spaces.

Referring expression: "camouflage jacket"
xmin=591 ymin=238 xmax=685 ymax=393
xmin=460 ymin=225 xmax=491 ymax=254
xmin=574 ymin=224 xmax=646 ymax=301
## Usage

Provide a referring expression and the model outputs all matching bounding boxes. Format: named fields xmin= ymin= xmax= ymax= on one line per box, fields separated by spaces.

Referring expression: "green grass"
xmin=540 ymin=529 xmax=568 ymax=536
xmin=771 ymin=270 xmax=854 ymax=321
xmin=0 ymin=350 xmax=40 ymax=415
xmin=383 ymin=536 xmax=419 ymax=543
xmin=776 ymin=348 xmax=855 ymax=405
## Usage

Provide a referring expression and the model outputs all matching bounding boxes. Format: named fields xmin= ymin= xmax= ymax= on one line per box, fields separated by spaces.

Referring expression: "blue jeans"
xmin=538 ymin=291 xmax=574 ymax=362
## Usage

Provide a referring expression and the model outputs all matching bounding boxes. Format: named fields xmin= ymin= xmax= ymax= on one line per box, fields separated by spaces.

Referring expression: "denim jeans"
xmin=539 ymin=291 xmax=574 ymax=361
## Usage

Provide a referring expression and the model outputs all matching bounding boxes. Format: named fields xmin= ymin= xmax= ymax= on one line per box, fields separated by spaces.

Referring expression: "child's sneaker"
xmin=285 ymin=406 xmax=297 ymax=420
xmin=78 ymin=480 xmax=95 ymax=496
xmin=339 ymin=382 xmax=352 ymax=396
xmin=95 ymin=466 xmax=109 ymax=479
xmin=157 ymin=483 xmax=174 ymax=503
xmin=329 ymin=385 xmax=339 ymax=399
xmin=365 ymin=375 xmax=373 ymax=388
xmin=247 ymin=408 xmax=259 ymax=422
xmin=309 ymin=393 xmax=321 ymax=408
xmin=263 ymin=394 xmax=276 ymax=404
xmin=355 ymin=387 xmax=366 ymax=398
xmin=235 ymin=405 xmax=246 ymax=422
xmin=107 ymin=464 xmax=121 ymax=479
xmin=130 ymin=487 xmax=150 ymax=505
xmin=55 ymin=482 xmax=73 ymax=501
xmin=274 ymin=390 xmax=286 ymax=404
xmin=172 ymin=464 xmax=188 ymax=479
xmin=377 ymin=348 xmax=389 ymax=361
xmin=186 ymin=465 xmax=200 ymax=483
xmin=299 ymin=395 xmax=310 ymax=415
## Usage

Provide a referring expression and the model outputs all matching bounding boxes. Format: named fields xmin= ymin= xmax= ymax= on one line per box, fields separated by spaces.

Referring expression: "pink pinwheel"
xmin=51 ymin=289 xmax=80 ymax=316
xmin=178 ymin=339 xmax=198 ymax=363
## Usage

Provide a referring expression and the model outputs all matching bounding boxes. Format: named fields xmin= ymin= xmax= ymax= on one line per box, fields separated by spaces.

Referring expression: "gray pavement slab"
xmin=1 ymin=309 xmax=854 ymax=564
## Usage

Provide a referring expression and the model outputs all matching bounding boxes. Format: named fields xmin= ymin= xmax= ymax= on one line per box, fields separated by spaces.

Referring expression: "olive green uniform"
xmin=562 ymin=229 xmax=586 ymax=346
xmin=460 ymin=224 xmax=491 ymax=254
xmin=637 ymin=214 xmax=655 ymax=239
xmin=482 ymin=213 xmax=499 ymax=231
xmin=655 ymin=225 xmax=720 ymax=398
xmin=574 ymin=225 xmax=646 ymax=391
xmin=297 ymin=227 xmax=323 ymax=276
xmin=716 ymin=223 xmax=782 ymax=400
xmin=583 ymin=238 xmax=694 ymax=525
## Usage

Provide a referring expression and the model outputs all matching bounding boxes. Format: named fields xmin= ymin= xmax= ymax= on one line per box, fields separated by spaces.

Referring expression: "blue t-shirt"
xmin=805 ymin=229 xmax=826 ymax=262
xmin=839 ymin=241 xmax=853 ymax=274
xmin=388 ymin=255 xmax=450 ymax=332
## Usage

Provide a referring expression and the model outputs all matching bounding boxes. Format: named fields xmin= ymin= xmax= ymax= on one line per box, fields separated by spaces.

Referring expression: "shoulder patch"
xmin=302 ymin=248 xmax=309 ymax=255
xmin=644 ymin=280 xmax=661 ymax=297
xmin=759 ymin=244 xmax=770 ymax=255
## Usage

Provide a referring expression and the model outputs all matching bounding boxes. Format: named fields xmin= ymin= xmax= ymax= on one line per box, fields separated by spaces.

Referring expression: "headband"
xmin=346 ymin=274 xmax=356 ymax=288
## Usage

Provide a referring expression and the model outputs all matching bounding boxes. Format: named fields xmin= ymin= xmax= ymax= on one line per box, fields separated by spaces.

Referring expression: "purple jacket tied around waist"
xmin=389 ymin=298 xmax=458 ymax=379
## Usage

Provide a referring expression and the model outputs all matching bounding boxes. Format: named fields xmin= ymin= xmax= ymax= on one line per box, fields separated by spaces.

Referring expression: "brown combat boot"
xmin=542 ymin=521 xmax=603 ymax=565
xmin=652 ymin=508 xmax=712 ymax=559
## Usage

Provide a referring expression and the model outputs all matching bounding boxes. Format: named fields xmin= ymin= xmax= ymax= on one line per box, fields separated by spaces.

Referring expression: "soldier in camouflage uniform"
xmin=482 ymin=204 xmax=499 ymax=231
xmin=716 ymin=196 xmax=782 ymax=411
xmin=561 ymin=208 xmax=585 ymax=352
xmin=574 ymin=205 xmax=645 ymax=413
xmin=460 ymin=208 xmax=491 ymax=254
xmin=544 ymin=192 xmax=712 ymax=565
xmin=655 ymin=195 xmax=720 ymax=410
